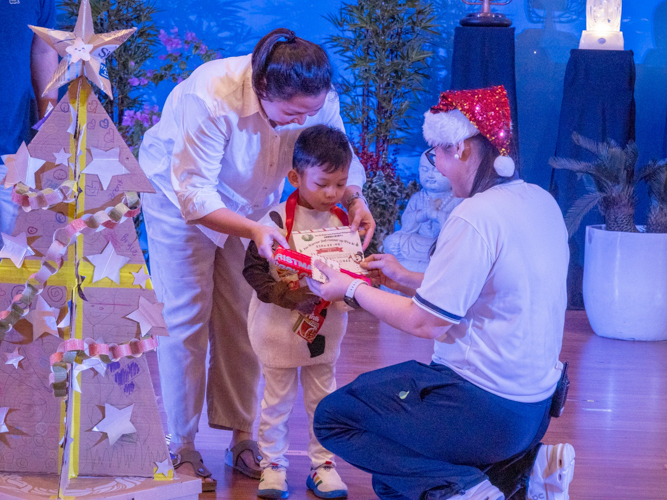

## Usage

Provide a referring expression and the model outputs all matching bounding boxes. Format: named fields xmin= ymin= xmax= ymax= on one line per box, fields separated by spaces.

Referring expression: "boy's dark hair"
xmin=293 ymin=125 xmax=352 ymax=174
xmin=252 ymin=28 xmax=333 ymax=102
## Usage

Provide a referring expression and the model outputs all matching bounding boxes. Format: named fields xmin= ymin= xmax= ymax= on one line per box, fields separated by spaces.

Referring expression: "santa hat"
xmin=422 ymin=86 xmax=515 ymax=177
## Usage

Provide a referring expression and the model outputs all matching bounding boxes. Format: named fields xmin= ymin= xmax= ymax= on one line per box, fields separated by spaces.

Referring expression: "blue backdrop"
xmin=146 ymin=0 xmax=667 ymax=222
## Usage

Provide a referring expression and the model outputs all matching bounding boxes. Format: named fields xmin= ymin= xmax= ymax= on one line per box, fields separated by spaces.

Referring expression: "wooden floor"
xmin=148 ymin=311 xmax=667 ymax=500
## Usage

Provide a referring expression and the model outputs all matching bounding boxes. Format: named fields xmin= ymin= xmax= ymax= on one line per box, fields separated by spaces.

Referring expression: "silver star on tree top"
xmin=29 ymin=0 xmax=136 ymax=97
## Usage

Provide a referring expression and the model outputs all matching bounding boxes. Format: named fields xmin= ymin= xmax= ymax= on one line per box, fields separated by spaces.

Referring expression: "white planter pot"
xmin=583 ymin=225 xmax=667 ymax=341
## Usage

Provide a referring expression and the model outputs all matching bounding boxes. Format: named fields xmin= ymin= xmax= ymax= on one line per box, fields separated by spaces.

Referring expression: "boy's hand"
xmin=268 ymin=281 xmax=321 ymax=314
xmin=283 ymin=287 xmax=321 ymax=315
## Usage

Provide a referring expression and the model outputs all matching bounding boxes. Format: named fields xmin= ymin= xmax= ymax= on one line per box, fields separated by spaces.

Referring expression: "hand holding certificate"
xmin=274 ymin=226 xmax=370 ymax=284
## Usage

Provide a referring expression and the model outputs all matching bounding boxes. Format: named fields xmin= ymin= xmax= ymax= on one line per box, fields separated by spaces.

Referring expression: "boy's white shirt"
xmin=138 ymin=54 xmax=366 ymax=248
xmin=248 ymin=201 xmax=349 ymax=369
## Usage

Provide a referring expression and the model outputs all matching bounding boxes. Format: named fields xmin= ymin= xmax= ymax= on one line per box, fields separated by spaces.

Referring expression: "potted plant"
xmin=550 ymin=132 xmax=667 ymax=341
xmin=325 ymin=0 xmax=435 ymax=254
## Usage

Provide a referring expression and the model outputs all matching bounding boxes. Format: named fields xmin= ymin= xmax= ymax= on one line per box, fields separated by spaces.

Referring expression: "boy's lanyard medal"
xmin=283 ymin=189 xmax=348 ymax=343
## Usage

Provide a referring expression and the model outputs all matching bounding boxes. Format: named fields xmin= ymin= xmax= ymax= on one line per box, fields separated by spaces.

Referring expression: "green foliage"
xmin=642 ymin=159 xmax=667 ymax=233
xmin=326 ymin=0 xmax=437 ymax=163
xmin=326 ymin=0 xmax=436 ymax=252
xmin=550 ymin=132 xmax=667 ymax=235
xmin=364 ymin=172 xmax=419 ymax=255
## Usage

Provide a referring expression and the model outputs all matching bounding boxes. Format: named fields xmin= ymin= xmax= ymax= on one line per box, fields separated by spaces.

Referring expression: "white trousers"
xmin=142 ymin=189 xmax=261 ymax=449
xmin=259 ymin=364 xmax=337 ymax=469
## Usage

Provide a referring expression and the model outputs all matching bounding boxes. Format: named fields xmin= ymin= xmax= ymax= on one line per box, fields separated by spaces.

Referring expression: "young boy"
xmin=243 ymin=125 xmax=354 ymax=499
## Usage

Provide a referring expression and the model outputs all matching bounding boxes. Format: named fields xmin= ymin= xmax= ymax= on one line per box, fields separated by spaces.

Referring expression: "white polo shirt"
xmin=139 ymin=54 xmax=366 ymax=247
xmin=413 ymin=180 xmax=569 ymax=403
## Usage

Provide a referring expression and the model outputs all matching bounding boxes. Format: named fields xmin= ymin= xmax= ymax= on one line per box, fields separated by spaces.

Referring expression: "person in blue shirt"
xmin=0 ymin=0 xmax=58 ymax=236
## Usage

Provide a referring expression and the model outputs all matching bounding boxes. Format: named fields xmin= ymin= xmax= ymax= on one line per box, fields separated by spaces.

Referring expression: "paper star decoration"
xmin=29 ymin=0 xmax=136 ymax=97
xmin=82 ymin=147 xmax=129 ymax=189
xmin=0 ymin=232 xmax=35 ymax=268
xmin=53 ymin=148 xmax=70 ymax=167
xmin=25 ymin=296 xmax=60 ymax=342
xmin=0 ymin=407 xmax=9 ymax=433
xmin=92 ymin=403 xmax=137 ymax=446
xmin=4 ymin=347 xmax=24 ymax=370
xmin=125 ymin=297 xmax=168 ymax=336
xmin=86 ymin=242 xmax=130 ymax=284
xmin=131 ymin=267 xmax=151 ymax=289
xmin=154 ymin=458 xmax=173 ymax=478
xmin=72 ymin=357 xmax=107 ymax=393
xmin=66 ymin=37 xmax=93 ymax=63
xmin=1 ymin=142 xmax=46 ymax=189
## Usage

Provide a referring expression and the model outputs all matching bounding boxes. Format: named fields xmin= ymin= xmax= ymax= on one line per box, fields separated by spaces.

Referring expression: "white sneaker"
xmin=527 ymin=443 xmax=575 ymax=500
xmin=258 ymin=463 xmax=289 ymax=499
xmin=306 ymin=461 xmax=348 ymax=499
xmin=447 ymin=480 xmax=505 ymax=500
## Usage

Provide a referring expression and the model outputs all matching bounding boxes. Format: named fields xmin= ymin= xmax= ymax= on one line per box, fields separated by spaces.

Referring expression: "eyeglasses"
xmin=425 ymin=147 xmax=437 ymax=167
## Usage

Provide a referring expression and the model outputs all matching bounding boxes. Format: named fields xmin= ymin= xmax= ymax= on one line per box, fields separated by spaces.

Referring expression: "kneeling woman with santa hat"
xmin=306 ymin=86 xmax=575 ymax=500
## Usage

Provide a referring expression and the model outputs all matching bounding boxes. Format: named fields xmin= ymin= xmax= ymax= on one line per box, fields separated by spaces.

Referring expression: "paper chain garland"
xmin=0 ymin=190 xmax=157 ymax=397
xmin=0 ymin=191 xmax=141 ymax=342
xmin=11 ymin=180 xmax=77 ymax=211
xmin=50 ymin=336 xmax=159 ymax=398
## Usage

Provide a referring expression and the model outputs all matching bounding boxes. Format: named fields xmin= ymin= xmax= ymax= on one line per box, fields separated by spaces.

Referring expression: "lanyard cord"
xmin=283 ymin=189 xmax=349 ymax=241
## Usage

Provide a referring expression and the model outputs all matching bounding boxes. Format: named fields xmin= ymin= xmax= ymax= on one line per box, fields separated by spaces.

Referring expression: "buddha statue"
xmin=383 ymin=150 xmax=462 ymax=273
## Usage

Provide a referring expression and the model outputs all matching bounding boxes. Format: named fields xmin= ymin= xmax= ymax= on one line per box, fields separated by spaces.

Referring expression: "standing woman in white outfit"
xmin=138 ymin=28 xmax=373 ymax=491
xmin=308 ymin=87 xmax=575 ymax=500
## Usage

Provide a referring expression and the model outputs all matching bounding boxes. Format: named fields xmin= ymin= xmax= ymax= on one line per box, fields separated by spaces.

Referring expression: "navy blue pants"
xmin=313 ymin=361 xmax=551 ymax=500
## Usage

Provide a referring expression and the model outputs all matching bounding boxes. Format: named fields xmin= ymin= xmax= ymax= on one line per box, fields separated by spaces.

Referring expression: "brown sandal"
xmin=173 ymin=449 xmax=217 ymax=492
xmin=224 ymin=439 xmax=263 ymax=479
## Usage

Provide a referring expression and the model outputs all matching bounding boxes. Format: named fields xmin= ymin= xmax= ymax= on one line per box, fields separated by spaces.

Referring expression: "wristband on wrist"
xmin=345 ymin=192 xmax=368 ymax=209
xmin=344 ymin=278 xmax=368 ymax=309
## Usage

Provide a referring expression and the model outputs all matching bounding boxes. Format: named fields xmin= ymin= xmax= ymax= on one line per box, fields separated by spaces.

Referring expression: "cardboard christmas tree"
xmin=0 ymin=1 xmax=199 ymax=498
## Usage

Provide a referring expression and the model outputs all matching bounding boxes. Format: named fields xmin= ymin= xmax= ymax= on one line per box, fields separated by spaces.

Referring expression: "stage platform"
xmin=148 ymin=310 xmax=667 ymax=500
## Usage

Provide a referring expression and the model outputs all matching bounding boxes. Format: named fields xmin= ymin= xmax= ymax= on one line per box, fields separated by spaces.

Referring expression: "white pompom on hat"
xmin=422 ymin=86 xmax=515 ymax=177
xmin=493 ymin=155 xmax=515 ymax=177
xmin=422 ymin=109 xmax=480 ymax=148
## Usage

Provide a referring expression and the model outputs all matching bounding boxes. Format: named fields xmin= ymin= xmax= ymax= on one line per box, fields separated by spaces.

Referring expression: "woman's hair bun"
xmin=252 ymin=28 xmax=332 ymax=102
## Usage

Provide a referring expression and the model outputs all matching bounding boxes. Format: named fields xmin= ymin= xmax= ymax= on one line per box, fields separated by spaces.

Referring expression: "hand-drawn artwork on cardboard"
xmin=0 ymin=1 xmax=199 ymax=498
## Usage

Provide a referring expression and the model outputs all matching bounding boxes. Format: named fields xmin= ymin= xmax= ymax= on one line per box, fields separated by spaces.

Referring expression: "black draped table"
xmin=450 ymin=26 xmax=520 ymax=163
xmin=550 ymin=49 xmax=636 ymax=308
